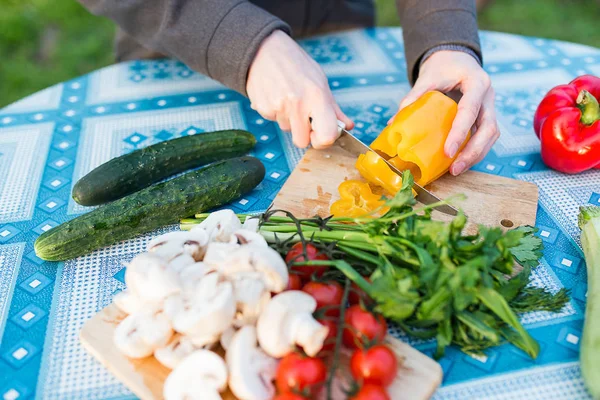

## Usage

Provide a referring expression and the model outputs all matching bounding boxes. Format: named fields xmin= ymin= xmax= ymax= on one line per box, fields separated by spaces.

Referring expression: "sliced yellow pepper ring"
xmin=360 ymin=91 xmax=469 ymax=193
xmin=355 ymin=152 xmax=404 ymax=195
xmin=330 ymin=180 xmax=386 ymax=218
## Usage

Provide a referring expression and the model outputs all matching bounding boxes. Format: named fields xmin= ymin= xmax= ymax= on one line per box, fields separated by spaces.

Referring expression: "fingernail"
xmin=452 ymin=162 xmax=465 ymax=175
xmin=447 ymin=143 xmax=459 ymax=158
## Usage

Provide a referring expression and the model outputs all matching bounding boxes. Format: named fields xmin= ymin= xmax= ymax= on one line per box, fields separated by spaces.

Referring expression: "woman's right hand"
xmin=246 ymin=30 xmax=353 ymax=149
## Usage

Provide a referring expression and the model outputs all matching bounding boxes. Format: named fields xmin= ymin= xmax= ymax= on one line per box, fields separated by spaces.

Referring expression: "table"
xmin=0 ymin=27 xmax=599 ymax=400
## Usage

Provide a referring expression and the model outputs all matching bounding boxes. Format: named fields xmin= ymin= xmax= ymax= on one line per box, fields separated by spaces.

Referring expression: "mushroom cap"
xmin=178 ymin=262 xmax=208 ymax=293
xmin=219 ymin=245 xmax=288 ymax=293
xmin=226 ymin=326 xmax=277 ymax=400
xmin=163 ymin=349 xmax=228 ymax=399
xmin=172 ymin=273 xmax=235 ymax=346
xmin=114 ymin=308 xmax=173 ymax=359
xmin=197 ymin=209 xmax=242 ymax=242
xmin=167 ymin=253 xmax=195 ymax=273
xmin=125 ymin=252 xmax=181 ymax=304
xmin=256 ymin=291 xmax=318 ymax=358
xmin=220 ymin=326 xmax=237 ymax=351
xmin=148 ymin=230 xmax=209 ymax=262
xmin=230 ymin=229 xmax=268 ymax=247
xmin=242 ymin=216 xmax=260 ymax=232
xmin=154 ymin=333 xmax=198 ymax=370
xmin=204 ymin=242 xmax=241 ymax=271
xmin=113 ymin=289 xmax=146 ymax=315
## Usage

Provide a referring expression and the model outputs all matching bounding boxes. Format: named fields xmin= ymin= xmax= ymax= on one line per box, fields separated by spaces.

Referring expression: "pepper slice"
xmin=356 ymin=91 xmax=467 ymax=194
xmin=330 ymin=180 xmax=386 ymax=218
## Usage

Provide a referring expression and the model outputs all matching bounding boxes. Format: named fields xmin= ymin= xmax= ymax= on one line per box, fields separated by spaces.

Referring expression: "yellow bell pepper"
xmin=356 ymin=91 xmax=468 ymax=194
xmin=330 ymin=180 xmax=386 ymax=218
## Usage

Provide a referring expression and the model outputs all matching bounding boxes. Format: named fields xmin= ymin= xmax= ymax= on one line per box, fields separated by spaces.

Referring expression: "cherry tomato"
xmin=348 ymin=278 xmax=372 ymax=306
xmin=350 ymin=345 xmax=398 ymax=387
xmin=342 ymin=305 xmax=387 ymax=349
xmin=349 ymin=384 xmax=391 ymax=400
xmin=273 ymin=394 xmax=307 ymax=400
xmin=286 ymin=242 xmax=329 ymax=279
xmin=276 ymin=352 xmax=327 ymax=396
xmin=286 ymin=273 xmax=303 ymax=291
xmin=302 ymin=281 xmax=343 ymax=316
xmin=316 ymin=317 xmax=338 ymax=353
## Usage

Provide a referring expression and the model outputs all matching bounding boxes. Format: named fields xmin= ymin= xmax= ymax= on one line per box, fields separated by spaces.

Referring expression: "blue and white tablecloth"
xmin=1 ymin=27 xmax=599 ymax=400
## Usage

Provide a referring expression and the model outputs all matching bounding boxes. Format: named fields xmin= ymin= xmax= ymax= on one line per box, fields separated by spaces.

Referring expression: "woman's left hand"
xmin=394 ymin=50 xmax=500 ymax=176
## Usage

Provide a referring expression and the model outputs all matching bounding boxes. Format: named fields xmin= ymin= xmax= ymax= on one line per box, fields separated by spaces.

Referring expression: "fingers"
xmin=309 ymin=97 xmax=340 ymax=149
xmin=289 ymin=105 xmax=311 ymax=148
xmin=445 ymin=78 xmax=490 ymax=158
xmin=450 ymin=89 xmax=499 ymax=175
xmin=276 ymin=112 xmax=291 ymax=132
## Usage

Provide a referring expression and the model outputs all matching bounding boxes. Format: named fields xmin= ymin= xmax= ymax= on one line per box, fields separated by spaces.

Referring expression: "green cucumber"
xmin=72 ymin=130 xmax=256 ymax=206
xmin=36 ymin=157 xmax=265 ymax=261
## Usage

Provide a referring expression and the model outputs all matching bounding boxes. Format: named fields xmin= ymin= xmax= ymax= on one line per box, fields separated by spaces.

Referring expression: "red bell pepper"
xmin=534 ymin=75 xmax=600 ymax=174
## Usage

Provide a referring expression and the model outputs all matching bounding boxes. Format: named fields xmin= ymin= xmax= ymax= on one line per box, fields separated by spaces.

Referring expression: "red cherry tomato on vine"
xmin=286 ymin=273 xmax=303 ymax=291
xmin=342 ymin=305 xmax=387 ymax=349
xmin=286 ymin=242 xmax=329 ymax=279
xmin=316 ymin=317 xmax=338 ymax=354
xmin=349 ymin=384 xmax=391 ymax=400
xmin=348 ymin=278 xmax=372 ymax=306
xmin=350 ymin=345 xmax=398 ymax=387
xmin=273 ymin=394 xmax=308 ymax=400
xmin=302 ymin=281 xmax=343 ymax=316
xmin=276 ymin=352 xmax=327 ymax=396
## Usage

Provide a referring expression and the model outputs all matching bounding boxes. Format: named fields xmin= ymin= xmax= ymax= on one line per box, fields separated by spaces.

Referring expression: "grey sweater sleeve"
xmin=77 ymin=0 xmax=291 ymax=95
xmin=396 ymin=0 xmax=482 ymax=84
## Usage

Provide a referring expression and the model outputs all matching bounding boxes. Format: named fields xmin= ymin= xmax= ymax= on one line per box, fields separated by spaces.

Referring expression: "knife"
xmin=333 ymin=120 xmax=458 ymax=216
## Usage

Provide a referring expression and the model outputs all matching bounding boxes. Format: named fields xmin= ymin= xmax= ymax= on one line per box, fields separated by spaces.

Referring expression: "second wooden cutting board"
xmin=272 ymin=146 xmax=539 ymax=229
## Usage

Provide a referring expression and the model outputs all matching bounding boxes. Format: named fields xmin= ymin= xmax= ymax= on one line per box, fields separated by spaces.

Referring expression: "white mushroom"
xmin=229 ymin=274 xmax=272 ymax=327
xmin=203 ymin=242 xmax=240 ymax=271
xmin=167 ymin=253 xmax=196 ymax=272
xmin=114 ymin=307 xmax=173 ymax=359
xmin=155 ymin=333 xmax=202 ymax=369
xmin=230 ymin=229 xmax=268 ymax=247
xmin=125 ymin=253 xmax=181 ymax=304
xmin=147 ymin=230 xmax=210 ymax=262
xmin=242 ymin=216 xmax=260 ymax=232
xmin=196 ymin=209 xmax=242 ymax=242
xmin=226 ymin=326 xmax=278 ymax=400
xmin=257 ymin=290 xmax=329 ymax=358
xmin=113 ymin=289 xmax=146 ymax=315
xmin=177 ymin=262 xmax=209 ymax=294
xmin=220 ymin=326 xmax=237 ymax=351
xmin=219 ymin=245 xmax=289 ymax=293
xmin=171 ymin=272 xmax=236 ymax=347
xmin=163 ymin=350 xmax=227 ymax=400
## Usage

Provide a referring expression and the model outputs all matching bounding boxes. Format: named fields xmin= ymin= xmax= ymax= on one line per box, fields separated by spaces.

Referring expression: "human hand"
xmin=394 ymin=51 xmax=499 ymax=175
xmin=246 ymin=30 xmax=353 ymax=149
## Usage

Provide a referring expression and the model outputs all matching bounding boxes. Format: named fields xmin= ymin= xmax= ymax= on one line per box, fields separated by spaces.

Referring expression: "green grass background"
xmin=1 ymin=0 xmax=599 ymax=108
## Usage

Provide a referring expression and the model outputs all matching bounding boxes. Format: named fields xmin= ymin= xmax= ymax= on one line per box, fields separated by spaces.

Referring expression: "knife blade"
xmin=334 ymin=120 xmax=458 ymax=216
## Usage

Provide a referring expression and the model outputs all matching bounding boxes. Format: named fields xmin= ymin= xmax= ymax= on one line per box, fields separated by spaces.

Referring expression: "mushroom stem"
xmin=292 ymin=313 xmax=330 ymax=357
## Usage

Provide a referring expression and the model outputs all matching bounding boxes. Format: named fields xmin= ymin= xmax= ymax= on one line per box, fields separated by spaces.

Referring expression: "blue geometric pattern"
xmin=0 ymin=28 xmax=599 ymax=399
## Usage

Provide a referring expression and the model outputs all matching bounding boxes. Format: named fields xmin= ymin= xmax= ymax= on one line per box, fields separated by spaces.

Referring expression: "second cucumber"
xmin=72 ymin=130 xmax=257 ymax=206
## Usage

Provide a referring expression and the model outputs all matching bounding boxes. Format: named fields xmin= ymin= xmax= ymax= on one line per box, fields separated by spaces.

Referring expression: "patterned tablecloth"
xmin=0 ymin=27 xmax=599 ymax=400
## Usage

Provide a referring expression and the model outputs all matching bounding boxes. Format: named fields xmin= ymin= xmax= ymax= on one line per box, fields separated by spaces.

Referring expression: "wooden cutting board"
xmin=272 ymin=147 xmax=539 ymax=231
xmin=81 ymin=304 xmax=443 ymax=400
